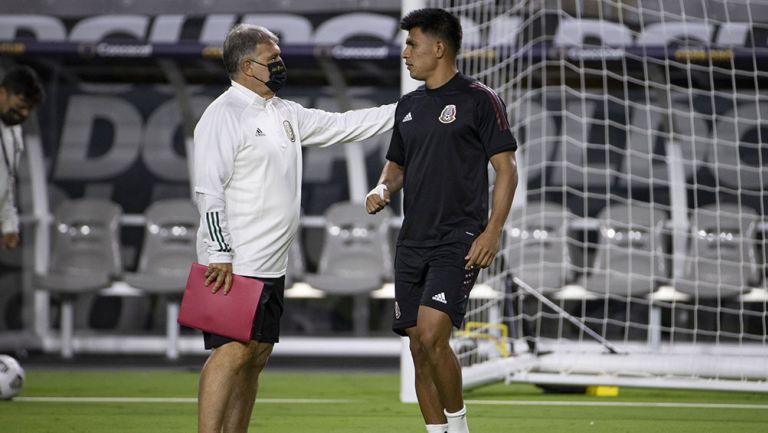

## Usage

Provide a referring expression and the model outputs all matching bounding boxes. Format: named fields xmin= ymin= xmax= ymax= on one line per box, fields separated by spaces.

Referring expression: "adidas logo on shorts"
xmin=402 ymin=112 xmax=413 ymax=122
xmin=432 ymin=292 xmax=447 ymax=304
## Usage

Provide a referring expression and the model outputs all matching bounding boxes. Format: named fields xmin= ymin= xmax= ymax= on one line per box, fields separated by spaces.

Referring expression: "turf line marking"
xmin=15 ymin=397 xmax=354 ymax=404
xmin=465 ymin=400 xmax=768 ymax=409
xmin=15 ymin=397 xmax=768 ymax=409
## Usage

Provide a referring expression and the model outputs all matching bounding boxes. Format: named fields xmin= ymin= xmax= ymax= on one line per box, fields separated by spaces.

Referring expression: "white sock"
xmin=426 ymin=423 xmax=448 ymax=433
xmin=444 ymin=405 xmax=469 ymax=433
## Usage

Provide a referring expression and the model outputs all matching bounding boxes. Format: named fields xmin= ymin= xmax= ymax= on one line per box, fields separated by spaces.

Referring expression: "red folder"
xmin=177 ymin=262 xmax=264 ymax=343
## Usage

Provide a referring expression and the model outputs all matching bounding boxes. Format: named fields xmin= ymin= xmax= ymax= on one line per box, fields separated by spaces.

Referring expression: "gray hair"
xmin=222 ymin=24 xmax=280 ymax=79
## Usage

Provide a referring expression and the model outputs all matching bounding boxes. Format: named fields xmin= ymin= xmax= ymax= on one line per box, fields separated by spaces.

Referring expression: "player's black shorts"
xmin=392 ymin=242 xmax=480 ymax=336
xmin=203 ymin=275 xmax=285 ymax=349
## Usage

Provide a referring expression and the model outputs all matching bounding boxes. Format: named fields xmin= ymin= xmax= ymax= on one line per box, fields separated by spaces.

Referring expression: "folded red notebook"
xmin=177 ymin=262 xmax=264 ymax=343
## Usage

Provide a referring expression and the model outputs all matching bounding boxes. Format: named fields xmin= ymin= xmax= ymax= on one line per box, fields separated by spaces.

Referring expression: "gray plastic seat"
xmin=123 ymin=198 xmax=198 ymax=359
xmin=304 ymin=201 xmax=392 ymax=335
xmin=505 ymin=201 xmax=572 ymax=293
xmin=706 ymin=0 xmax=768 ymax=23
xmin=674 ymin=204 xmax=759 ymax=298
xmin=33 ymin=198 xmax=122 ymax=358
xmin=579 ymin=203 xmax=668 ymax=298
xmin=622 ymin=0 xmax=708 ymax=24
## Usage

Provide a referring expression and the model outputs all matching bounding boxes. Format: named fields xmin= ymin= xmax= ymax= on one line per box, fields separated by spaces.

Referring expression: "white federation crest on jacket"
xmin=439 ymin=104 xmax=456 ymax=124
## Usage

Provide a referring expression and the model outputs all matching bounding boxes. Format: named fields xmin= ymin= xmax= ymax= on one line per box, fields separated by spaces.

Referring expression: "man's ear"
xmin=435 ymin=40 xmax=446 ymax=59
xmin=240 ymin=58 xmax=253 ymax=77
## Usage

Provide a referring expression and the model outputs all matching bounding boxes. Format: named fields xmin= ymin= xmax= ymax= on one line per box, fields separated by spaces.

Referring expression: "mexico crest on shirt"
xmin=439 ymin=104 xmax=457 ymax=124
xmin=283 ymin=120 xmax=296 ymax=142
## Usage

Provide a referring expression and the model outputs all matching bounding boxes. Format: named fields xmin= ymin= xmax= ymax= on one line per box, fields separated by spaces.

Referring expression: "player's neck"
xmin=424 ymin=67 xmax=459 ymax=90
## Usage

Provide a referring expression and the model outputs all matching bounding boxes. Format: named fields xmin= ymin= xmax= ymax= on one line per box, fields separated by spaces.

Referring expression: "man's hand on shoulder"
xmin=205 ymin=262 xmax=234 ymax=295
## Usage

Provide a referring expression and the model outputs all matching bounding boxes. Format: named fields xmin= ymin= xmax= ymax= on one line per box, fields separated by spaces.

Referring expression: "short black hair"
xmin=400 ymin=8 xmax=462 ymax=57
xmin=1 ymin=66 xmax=44 ymax=106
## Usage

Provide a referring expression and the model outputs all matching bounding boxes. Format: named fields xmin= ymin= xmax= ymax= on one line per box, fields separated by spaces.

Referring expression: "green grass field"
xmin=2 ymin=369 xmax=768 ymax=433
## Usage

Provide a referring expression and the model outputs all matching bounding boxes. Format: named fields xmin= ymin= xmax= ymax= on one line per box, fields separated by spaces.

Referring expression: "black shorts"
xmin=392 ymin=243 xmax=479 ymax=336
xmin=203 ymin=275 xmax=285 ymax=349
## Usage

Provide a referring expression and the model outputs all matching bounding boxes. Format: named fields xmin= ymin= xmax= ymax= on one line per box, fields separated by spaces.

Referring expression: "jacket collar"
xmin=230 ymin=80 xmax=271 ymax=107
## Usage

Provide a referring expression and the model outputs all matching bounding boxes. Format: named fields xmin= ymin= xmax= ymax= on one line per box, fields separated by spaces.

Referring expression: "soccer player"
xmin=365 ymin=9 xmax=518 ymax=433
xmin=0 ymin=66 xmax=44 ymax=250
xmin=194 ymin=24 xmax=395 ymax=433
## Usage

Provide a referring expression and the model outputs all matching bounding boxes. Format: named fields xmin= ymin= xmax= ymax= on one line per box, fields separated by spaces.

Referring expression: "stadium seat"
xmin=33 ymin=198 xmax=123 ymax=358
xmin=706 ymin=0 xmax=768 ymax=23
xmin=741 ymin=222 xmax=768 ymax=303
xmin=304 ymin=201 xmax=392 ymax=335
xmin=504 ymin=201 xmax=573 ymax=293
xmin=622 ymin=0 xmax=708 ymax=23
xmin=123 ymin=199 xmax=198 ymax=359
xmin=674 ymin=204 xmax=760 ymax=298
xmin=578 ymin=203 xmax=668 ymax=298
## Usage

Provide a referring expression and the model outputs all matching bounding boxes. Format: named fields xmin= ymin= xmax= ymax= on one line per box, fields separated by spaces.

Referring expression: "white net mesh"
xmin=428 ymin=0 xmax=768 ymax=391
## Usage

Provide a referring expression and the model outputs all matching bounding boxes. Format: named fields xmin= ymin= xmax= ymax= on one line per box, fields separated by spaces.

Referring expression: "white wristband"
xmin=366 ymin=183 xmax=388 ymax=199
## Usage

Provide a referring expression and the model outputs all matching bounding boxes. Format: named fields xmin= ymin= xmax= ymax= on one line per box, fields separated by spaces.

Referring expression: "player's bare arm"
xmin=464 ymin=150 xmax=518 ymax=270
xmin=366 ymin=160 xmax=404 ymax=214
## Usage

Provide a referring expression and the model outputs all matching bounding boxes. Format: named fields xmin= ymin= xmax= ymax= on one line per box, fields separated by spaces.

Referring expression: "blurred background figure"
xmin=0 ymin=65 xmax=44 ymax=250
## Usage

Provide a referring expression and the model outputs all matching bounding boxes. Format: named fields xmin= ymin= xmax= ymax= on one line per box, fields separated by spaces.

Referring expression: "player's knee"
xmin=409 ymin=337 xmax=426 ymax=360
xmin=246 ymin=343 xmax=273 ymax=372
xmin=413 ymin=328 xmax=449 ymax=357
xmin=218 ymin=342 xmax=266 ymax=373
xmin=251 ymin=352 xmax=271 ymax=372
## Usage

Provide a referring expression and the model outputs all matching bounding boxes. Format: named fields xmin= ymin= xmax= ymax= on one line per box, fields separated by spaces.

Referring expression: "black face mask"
xmin=251 ymin=59 xmax=287 ymax=93
xmin=0 ymin=110 xmax=24 ymax=126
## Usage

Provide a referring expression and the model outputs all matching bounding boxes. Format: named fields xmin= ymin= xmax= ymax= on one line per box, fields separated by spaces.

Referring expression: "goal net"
xmin=426 ymin=0 xmax=768 ymax=393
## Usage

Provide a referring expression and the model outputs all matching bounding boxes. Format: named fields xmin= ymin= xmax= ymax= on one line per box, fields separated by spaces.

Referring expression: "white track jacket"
xmin=0 ymin=122 xmax=22 ymax=235
xmin=194 ymin=81 xmax=395 ymax=278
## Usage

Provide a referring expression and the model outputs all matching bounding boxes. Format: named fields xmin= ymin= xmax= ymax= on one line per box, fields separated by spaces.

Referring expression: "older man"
xmin=193 ymin=24 xmax=395 ymax=433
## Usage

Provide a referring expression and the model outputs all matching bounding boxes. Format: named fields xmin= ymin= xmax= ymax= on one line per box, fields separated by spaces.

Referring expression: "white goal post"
xmin=401 ymin=0 xmax=768 ymax=400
